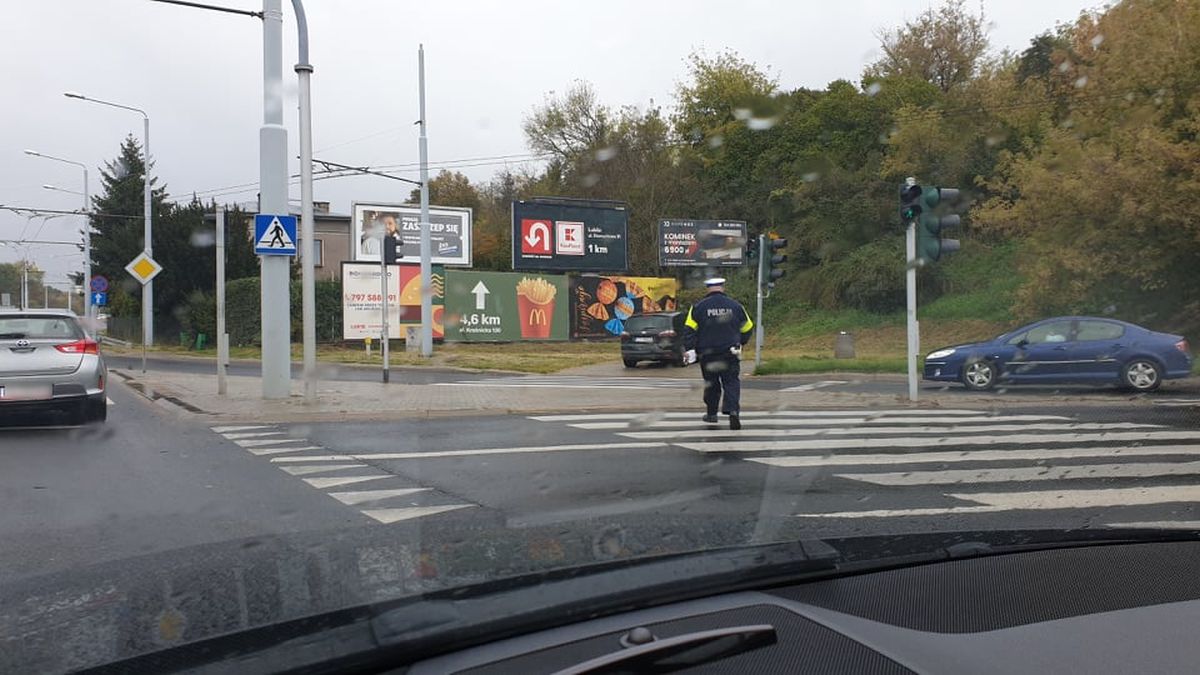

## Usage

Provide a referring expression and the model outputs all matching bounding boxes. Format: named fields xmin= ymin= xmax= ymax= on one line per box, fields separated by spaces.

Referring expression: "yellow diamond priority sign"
xmin=125 ymin=251 xmax=163 ymax=285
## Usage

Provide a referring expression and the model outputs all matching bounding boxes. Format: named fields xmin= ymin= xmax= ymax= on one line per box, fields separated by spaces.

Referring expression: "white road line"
xmin=303 ymin=475 xmax=391 ymax=489
xmin=836 ymin=461 xmax=1200 ymax=486
xmin=619 ymin=422 xmax=1161 ymax=440
xmin=327 ymin=488 xmax=430 ymax=505
xmin=437 ymin=382 xmax=684 ymax=390
xmin=529 ymin=409 xmax=988 ymax=422
xmin=279 ymin=464 xmax=366 ymax=476
xmin=679 ymin=430 xmax=1200 ymax=453
xmin=362 ymin=504 xmax=474 ymax=523
xmin=106 ymin=397 xmax=115 ymax=406
xmin=798 ymin=485 xmax=1200 ymax=518
xmin=222 ymin=431 xmax=285 ymax=440
xmin=1154 ymin=399 xmax=1200 ymax=407
xmin=1103 ymin=521 xmax=1200 ymax=529
xmin=244 ymin=445 xmax=324 ymax=456
xmin=233 ymin=438 xmax=311 ymax=448
xmin=780 ymin=380 xmax=848 ymax=392
xmin=571 ymin=415 xmax=1069 ymax=431
xmin=749 ymin=444 xmax=1200 ymax=468
xmin=269 ymin=442 xmax=668 ymax=462
xmin=211 ymin=425 xmax=272 ymax=433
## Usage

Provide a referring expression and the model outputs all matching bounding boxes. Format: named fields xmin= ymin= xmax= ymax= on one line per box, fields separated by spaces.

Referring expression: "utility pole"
xmin=754 ymin=233 xmax=765 ymax=369
xmin=293 ymin=0 xmax=317 ymax=402
xmin=259 ymin=0 xmax=290 ymax=399
xmin=417 ymin=44 xmax=433 ymax=358
xmin=216 ymin=207 xmax=228 ymax=396
xmin=903 ymin=177 xmax=920 ymax=402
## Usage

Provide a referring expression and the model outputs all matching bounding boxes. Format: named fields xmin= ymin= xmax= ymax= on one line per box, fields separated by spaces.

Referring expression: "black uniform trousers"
xmin=700 ymin=353 xmax=741 ymax=415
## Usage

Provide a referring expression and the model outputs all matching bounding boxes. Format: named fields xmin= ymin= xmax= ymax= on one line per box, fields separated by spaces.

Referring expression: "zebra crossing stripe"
xmin=580 ymin=414 xmax=1076 ymax=431
xmin=836 ymin=461 xmax=1200 ymax=486
xmin=749 ymin=444 xmax=1200 ymax=468
xmin=529 ymin=409 xmax=991 ymax=422
xmin=619 ymin=422 xmax=1161 ymax=440
xmin=362 ymin=505 xmax=473 ymax=523
xmin=678 ymin=430 xmax=1200 ymax=453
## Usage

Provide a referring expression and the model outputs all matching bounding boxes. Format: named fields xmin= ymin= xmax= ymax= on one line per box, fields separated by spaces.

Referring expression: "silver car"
xmin=0 ymin=310 xmax=107 ymax=424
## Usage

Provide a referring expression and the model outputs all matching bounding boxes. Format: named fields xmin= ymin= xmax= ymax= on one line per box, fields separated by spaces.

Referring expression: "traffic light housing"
xmin=762 ymin=235 xmax=787 ymax=289
xmin=383 ymin=236 xmax=404 ymax=264
xmin=746 ymin=236 xmax=759 ymax=263
xmin=899 ymin=183 xmax=962 ymax=264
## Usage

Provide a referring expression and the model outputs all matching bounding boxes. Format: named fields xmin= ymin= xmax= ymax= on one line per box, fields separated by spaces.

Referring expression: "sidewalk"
xmin=110 ymin=366 xmax=939 ymax=424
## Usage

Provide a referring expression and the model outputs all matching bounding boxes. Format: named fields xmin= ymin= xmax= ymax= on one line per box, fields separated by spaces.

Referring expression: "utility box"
xmin=406 ymin=326 xmax=420 ymax=353
xmin=834 ymin=331 xmax=855 ymax=359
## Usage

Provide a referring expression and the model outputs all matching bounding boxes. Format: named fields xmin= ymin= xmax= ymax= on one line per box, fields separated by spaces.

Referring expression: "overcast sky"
xmin=2 ymin=0 xmax=1098 ymax=281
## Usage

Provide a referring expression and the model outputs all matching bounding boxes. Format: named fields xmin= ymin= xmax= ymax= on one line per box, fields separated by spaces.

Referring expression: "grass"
xmin=755 ymin=356 xmax=908 ymax=376
xmin=104 ymin=340 xmax=619 ymax=374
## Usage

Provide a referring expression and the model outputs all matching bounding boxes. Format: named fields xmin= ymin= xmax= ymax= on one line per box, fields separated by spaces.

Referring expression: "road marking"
xmin=106 ymin=397 xmax=115 ymax=406
xmin=678 ymin=430 xmax=1200 ymax=453
xmin=279 ymin=464 xmax=365 ymax=476
xmin=244 ymin=445 xmax=323 ymax=456
xmin=268 ymin=442 xmax=668 ymax=462
xmin=836 ymin=461 xmax=1200 ymax=486
xmin=1154 ymin=399 xmax=1200 ymax=407
xmin=1104 ymin=521 xmax=1200 ymax=529
xmin=799 ymin=485 xmax=1200 ymax=518
xmin=234 ymin=438 xmax=313 ymax=448
xmin=618 ymin=422 xmax=1161 ymax=440
xmin=361 ymin=504 xmax=473 ymax=523
xmin=302 ymin=475 xmax=391 ymax=489
xmin=327 ymin=488 xmax=430 ymax=505
xmin=212 ymin=425 xmax=272 ymax=433
xmin=569 ymin=414 xmax=1071 ymax=431
xmin=222 ymin=431 xmax=286 ymax=440
xmin=749 ymin=444 xmax=1200 ymax=468
xmin=438 ymin=382 xmax=685 ymax=391
xmin=529 ymin=409 xmax=989 ymax=422
xmin=780 ymin=380 xmax=848 ymax=392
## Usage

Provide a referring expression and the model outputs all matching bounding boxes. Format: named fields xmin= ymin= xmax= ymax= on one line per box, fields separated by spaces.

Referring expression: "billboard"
xmin=341 ymin=262 xmax=444 ymax=340
xmin=443 ymin=270 xmax=569 ymax=341
xmin=658 ymin=219 xmax=747 ymax=267
xmin=511 ymin=199 xmax=628 ymax=272
xmin=571 ymin=275 xmax=679 ymax=338
xmin=352 ymin=202 xmax=472 ymax=267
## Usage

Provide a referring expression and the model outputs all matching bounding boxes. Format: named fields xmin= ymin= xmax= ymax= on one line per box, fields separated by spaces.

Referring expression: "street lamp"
xmin=25 ymin=149 xmax=91 ymax=322
xmin=64 ymin=92 xmax=153 ymax=351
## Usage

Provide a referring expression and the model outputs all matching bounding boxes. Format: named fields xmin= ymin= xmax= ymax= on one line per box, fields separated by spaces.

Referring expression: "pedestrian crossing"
xmin=437 ymin=375 xmax=698 ymax=390
xmin=526 ymin=408 xmax=1200 ymax=528
xmin=209 ymin=424 xmax=476 ymax=524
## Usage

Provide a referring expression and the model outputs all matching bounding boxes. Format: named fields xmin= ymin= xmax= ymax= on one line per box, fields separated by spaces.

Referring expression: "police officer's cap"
xmin=704 ymin=277 xmax=726 ymax=287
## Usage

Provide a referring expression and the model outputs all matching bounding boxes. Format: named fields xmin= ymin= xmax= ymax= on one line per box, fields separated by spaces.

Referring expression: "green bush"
xmin=289 ymin=279 xmax=343 ymax=342
xmin=226 ymin=276 xmax=262 ymax=346
xmin=180 ymin=290 xmax=216 ymax=341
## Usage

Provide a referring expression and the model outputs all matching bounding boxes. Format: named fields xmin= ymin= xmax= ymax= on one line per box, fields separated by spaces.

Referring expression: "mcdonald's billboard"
xmin=443 ymin=270 xmax=570 ymax=341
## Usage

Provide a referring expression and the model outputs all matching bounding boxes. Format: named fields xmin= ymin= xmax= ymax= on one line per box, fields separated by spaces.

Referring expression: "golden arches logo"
xmin=528 ymin=308 xmax=548 ymax=326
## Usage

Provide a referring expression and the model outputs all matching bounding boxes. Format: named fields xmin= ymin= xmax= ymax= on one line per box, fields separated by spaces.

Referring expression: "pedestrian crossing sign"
xmin=254 ymin=214 xmax=298 ymax=256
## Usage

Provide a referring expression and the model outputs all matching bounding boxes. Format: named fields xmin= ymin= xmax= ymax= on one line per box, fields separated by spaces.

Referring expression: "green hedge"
xmin=181 ymin=277 xmax=343 ymax=346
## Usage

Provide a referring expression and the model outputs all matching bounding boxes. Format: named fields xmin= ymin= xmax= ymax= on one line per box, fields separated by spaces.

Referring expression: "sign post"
xmin=124 ymin=251 xmax=163 ymax=373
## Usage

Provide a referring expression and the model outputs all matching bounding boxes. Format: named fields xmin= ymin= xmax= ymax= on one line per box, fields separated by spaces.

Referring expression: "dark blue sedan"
xmin=924 ymin=316 xmax=1193 ymax=392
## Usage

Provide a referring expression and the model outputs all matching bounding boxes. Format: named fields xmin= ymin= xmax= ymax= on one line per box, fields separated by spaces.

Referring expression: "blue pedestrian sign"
xmin=92 ymin=291 xmax=108 ymax=307
xmin=89 ymin=275 xmax=109 ymax=293
xmin=254 ymin=214 xmax=297 ymax=256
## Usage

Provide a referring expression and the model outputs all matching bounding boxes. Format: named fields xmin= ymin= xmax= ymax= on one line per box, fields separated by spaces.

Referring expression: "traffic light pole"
xmin=754 ymin=233 xmax=765 ymax=369
xmin=906 ymin=222 xmax=919 ymax=402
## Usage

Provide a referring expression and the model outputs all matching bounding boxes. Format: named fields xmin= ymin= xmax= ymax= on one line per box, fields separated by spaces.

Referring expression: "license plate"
xmin=634 ymin=337 xmax=653 ymax=343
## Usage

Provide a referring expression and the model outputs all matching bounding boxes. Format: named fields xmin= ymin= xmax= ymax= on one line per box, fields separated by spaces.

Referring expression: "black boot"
xmin=702 ymin=413 xmax=719 ymax=424
xmin=729 ymin=413 xmax=741 ymax=430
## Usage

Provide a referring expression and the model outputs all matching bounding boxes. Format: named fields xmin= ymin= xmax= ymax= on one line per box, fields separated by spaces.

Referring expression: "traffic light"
xmin=917 ymin=187 xmax=961 ymax=263
xmin=762 ymin=235 xmax=787 ymax=289
xmin=746 ymin=236 xmax=759 ymax=263
xmin=899 ymin=182 xmax=962 ymax=264
xmin=383 ymin=236 xmax=404 ymax=264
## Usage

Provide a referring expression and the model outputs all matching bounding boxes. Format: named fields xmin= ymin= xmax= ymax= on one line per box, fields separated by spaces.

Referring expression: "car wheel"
xmin=1121 ymin=359 xmax=1162 ymax=392
xmin=623 ymin=359 xmax=638 ymax=369
xmin=962 ymin=360 xmax=997 ymax=391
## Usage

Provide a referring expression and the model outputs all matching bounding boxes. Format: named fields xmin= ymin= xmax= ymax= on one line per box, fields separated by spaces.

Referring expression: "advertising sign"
xmin=511 ymin=199 xmax=628 ymax=272
xmin=571 ymin=275 xmax=679 ymax=338
xmin=341 ymin=262 xmax=445 ymax=340
xmin=658 ymin=219 xmax=747 ymax=267
xmin=352 ymin=202 xmax=472 ymax=267
xmin=444 ymin=270 xmax=569 ymax=341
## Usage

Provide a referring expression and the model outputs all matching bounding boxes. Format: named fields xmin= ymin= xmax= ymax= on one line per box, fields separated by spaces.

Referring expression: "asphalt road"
xmin=5 ymin=379 xmax=1200 ymax=671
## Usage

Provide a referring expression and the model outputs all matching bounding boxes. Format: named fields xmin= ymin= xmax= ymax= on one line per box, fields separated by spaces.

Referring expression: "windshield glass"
xmin=3 ymin=0 xmax=1199 ymax=671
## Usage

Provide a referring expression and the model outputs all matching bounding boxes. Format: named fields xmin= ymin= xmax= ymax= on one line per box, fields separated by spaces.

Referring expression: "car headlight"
xmin=927 ymin=348 xmax=956 ymax=360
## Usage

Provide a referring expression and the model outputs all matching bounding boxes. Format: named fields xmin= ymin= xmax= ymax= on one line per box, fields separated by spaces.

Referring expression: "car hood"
xmin=5 ymin=515 xmax=1195 ymax=673
xmin=929 ymin=340 xmax=996 ymax=356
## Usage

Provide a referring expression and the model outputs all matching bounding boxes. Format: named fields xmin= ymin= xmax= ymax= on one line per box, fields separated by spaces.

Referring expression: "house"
xmin=209 ymin=201 xmax=353 ymax=281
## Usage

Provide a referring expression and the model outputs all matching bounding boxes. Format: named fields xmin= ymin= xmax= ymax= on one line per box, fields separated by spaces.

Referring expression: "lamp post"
xmin=64 ymin=93 xmax=152 ymax=348
xmin=25 ymin=150 xmax=90 ymax=322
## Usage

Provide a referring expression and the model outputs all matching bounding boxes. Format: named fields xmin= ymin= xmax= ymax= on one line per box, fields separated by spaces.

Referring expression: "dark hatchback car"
xmin=924 ymin=316 xmax=1193 ymax=392
xmin=620 ymin=312 xmax=687 ymax=367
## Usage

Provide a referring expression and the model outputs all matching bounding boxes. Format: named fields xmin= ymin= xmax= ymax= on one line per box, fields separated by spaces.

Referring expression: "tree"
xmin=866 ymin=0 xmax=989 ymax=93
xmin=407 ymin=170 xmax=483 ymax=211
xmin=672 ymin=50 xmax=778 ymax=143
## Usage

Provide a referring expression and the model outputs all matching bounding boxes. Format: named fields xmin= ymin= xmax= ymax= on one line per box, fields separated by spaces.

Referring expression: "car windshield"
xmin=625 ymin=315 xmax=673 ymax=332
xmin=3 ymin=0 xmax=1199 ymax=671
xmin=0 ymin=315 xmax=81 ymax=339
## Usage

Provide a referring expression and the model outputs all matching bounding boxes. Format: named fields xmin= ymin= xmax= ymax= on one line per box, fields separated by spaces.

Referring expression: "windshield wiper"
xmin=0 ymin=332 xmax=27 ymax=339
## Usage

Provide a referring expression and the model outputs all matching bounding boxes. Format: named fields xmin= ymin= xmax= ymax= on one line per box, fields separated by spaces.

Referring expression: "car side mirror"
xmin=1016 ymin=339 xmax=1029 ymax=349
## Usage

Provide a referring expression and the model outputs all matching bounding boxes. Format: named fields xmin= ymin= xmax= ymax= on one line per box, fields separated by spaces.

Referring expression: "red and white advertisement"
xmin=555 ymin=221 xmax=585 ymax=255
xmin=520 ymin=218 xmax=553 ymax=256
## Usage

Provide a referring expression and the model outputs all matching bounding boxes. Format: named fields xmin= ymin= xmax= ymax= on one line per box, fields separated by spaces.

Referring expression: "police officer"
xmin=681 ymin=277 xmax=754 ymax=430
